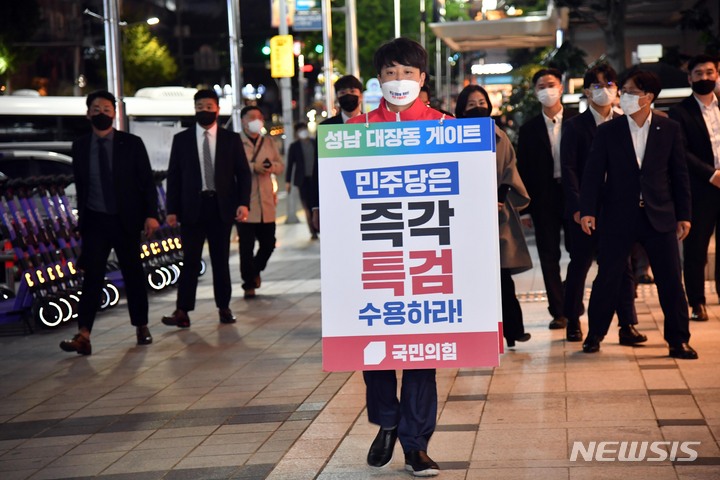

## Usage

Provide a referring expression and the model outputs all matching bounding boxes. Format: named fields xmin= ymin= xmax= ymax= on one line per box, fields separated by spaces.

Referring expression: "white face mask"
xmin=536 ymin=87 xmax=561 ymax=107
xmin=381 ymin=80 xmax=421 ymax=106
xmin=298 ymin=130 xmax=309 ymax=140
xmin=619 ymin=92 xmax=646 ymax=116
xmin=246 ymin=119 xmax=264 ymax=134
xmin=591 ymin=87 xmax=617 ymax=107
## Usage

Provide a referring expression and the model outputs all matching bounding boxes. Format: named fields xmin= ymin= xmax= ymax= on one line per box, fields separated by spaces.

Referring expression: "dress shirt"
xmin=341 ymin=111 xmax=353 ymax=123
xmin=693 ymin=94 xmax=720 ymax=170
xmin=543 ymin=108 xmax=563 ymax=178
xmin=627 ymin=111 xmax=652 ymax=169
xmin=589 ymin=104 xmax=613 ymax=126
xmin=87 ymin=130 xmax=115 ymax=213
xmin=196 ymin=123 xmax=218 ymax=190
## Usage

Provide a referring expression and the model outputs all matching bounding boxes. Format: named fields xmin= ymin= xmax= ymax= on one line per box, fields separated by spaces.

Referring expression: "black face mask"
xmin=463 ymin=106 xmax=490 ymax=118
xmin=338 ymin=94 xmax=359 ymax=113
xmin=195 ymin=111 xmax=217 ymax=127
xmin=691 ymin=79 xmax=716 ymax=95
xmin=90 ymin=113 xmax=113 ymax=130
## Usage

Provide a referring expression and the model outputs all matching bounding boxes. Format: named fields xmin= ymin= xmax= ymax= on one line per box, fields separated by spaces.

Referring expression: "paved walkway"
xmin=0 ymin=217 xmax=719 ymax=480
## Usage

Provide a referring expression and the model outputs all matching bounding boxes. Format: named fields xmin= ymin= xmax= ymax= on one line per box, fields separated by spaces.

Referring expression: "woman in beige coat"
xmin=456 ymin=85 xmax=533 ymax=347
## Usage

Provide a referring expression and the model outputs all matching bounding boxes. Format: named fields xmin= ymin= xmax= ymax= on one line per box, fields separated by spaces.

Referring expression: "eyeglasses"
xmin=589 ymin=82 xmax=616 ymax=90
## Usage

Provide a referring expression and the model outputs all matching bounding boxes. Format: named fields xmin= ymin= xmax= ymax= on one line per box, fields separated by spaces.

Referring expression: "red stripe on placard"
xmin=322 ymin=331 xmax=500 ymax=372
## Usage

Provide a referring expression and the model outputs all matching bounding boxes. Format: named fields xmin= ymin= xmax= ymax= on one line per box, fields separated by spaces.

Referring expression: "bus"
xmin=0 ymin=87 xmax=236 ymax=170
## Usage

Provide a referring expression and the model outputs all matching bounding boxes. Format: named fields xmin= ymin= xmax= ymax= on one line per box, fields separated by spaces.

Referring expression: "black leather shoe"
xmin=60 ymin=333 xmax=92 ymax=355
xmin=566 ymin=320 xmax=583 ymax=342
xmin=367 ymin=426 xmax=397 ymax=468
xmin=244 ymin=289 xmax=256 ymax=299
xmin=669 ymin=343 xmax=698 ymax=360
xmin=506 ymin=333 xmax=531 ymax=348
xmin=618 ymin=325 xmax=647 ymax=345
xmin=219 ymin=308 xmax=236 ymax=324
xmin=161 ymin=309 xmax=190 ymax=328
xmin=637 ymin=274 xmax=654 ymax=284
xmin=548 ymin=316 xmax=567 ymax=329
xmin=582 ymin=334 xmax=603 ymax=353
xmin=254 ymin=275 xmax=261 ymax=288
xmin=690 ymin=304 xmax=708 ymax=321
xmin=404 ymin=450 xmax=439 ymax=477
xmin=136 ymin=326 xmax=152 ymax=345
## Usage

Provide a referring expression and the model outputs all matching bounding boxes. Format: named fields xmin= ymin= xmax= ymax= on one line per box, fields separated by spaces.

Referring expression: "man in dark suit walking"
xmin=561 ymin=64 xmax=645 ymax=346
xmin=669 ymin=54 xmax=720 ymax=322
xmin=286 ymin=122 xmax=318 ymax=239
xmin=60 ymin=90 xmax=159 ymax=356
xmin=309 ymin=75 xmax=364 ymax=231
xmin=580 ymin=70 xmax=698 ymax=359
xmin=517 ymin=67 xmax=570 ymax=330
xmin=161 ymin=89 xmax=251 ymax=328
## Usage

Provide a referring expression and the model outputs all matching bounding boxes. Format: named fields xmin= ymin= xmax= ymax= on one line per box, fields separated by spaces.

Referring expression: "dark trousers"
xmin=299 ymin=181 xmax=318 ymax=235
xmin=529 ymin=182 xmax=569 ymax=318
xmin=363 ymin=369 xmax=437 ymax=453
xmin=501 ymin=268 xmax=525 ymax=341
xmin=237 ymin=222 xmax=276 ymax=291
xmin=78 ymin=210 xmax=147 ymax=332
xmin=683 ymin=188 xmax=720 ymax=306
xmin=176 ymin=195 xmax=232 ymax=312
xmin=563 ymin=220 xmax=637 ymax=326
xmin=588 ymin=210 xmax=690 ymax=345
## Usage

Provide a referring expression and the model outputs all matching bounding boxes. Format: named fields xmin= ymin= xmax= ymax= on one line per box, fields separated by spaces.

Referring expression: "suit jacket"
xmin=72 ymin=129 xmax=158 ymax=234
xmin=579 ymin=114 xmax=691 ymax=234
xmin=308 ymin=114 xmax=347 ymax=210
xmin=560 ymin=108 xmax=619 ymax=218
xmin=516 ymin=111 xmax=572 ymax=215
xmin=286 ymin=138 xmax=316 ymax=188
xmin=668 ymin=95 xmax=720 ymax=199
xmin=166 ymin=126 xmax=251 ymax=225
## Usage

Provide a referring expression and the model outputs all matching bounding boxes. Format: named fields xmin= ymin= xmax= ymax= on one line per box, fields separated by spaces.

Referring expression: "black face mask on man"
xmin=463 ymin=106 xmax=491 ymax=118
xmin=91 ymin=113 xmax=114 ymax=130
xmin=338 ymin=94 xmax=360 ymax=113
xmin=691 ymin=79 xmax=716 ymax=95
xmin=195 ymin=111 xmax=217 ymax=127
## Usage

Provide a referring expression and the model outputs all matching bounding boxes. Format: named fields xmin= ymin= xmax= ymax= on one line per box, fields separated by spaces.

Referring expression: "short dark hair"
xmin=532 ymin=68 xmax=563 ymax=85
xmin=454 ymin=85 xmax=491 ymax=118
xmin=294 ymin=121 xmax=307 ymax=131
xmin=240 ymin=105 xmax=261 ymax=118
xmin=86 ymin=90 xmax=116 ymax=109
xmin=622 ymin=68 xmax=662 ymax=100
xmin=583 ymin=63 xmax=617 ymax=89
xmin=334 ymin=75 xmax=363 ymax=92
xmin=373 ymin=37 xmax=427 ymax=75
xmin=687 ymin=54 xmax=718 ymax=73
xmin=194 ymin=89 xmax=219 ymax=105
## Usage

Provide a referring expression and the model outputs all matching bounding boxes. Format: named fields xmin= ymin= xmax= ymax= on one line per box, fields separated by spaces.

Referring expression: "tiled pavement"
xmin=0 ymin=217 xmax=719 ymax=480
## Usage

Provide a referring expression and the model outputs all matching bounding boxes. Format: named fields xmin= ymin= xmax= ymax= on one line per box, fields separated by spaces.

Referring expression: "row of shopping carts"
xmin=0 ymin=172 xmax=199 ymax=331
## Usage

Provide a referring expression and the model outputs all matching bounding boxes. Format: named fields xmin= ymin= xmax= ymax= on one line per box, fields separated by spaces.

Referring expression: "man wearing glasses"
xmin=560 ymin=64 xmax=645 ymax=346
xmin=579 ymin=69 xmax=697 ymax=359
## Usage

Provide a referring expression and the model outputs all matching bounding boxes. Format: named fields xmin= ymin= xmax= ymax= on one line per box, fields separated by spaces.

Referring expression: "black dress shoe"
xmin=60 ymin=333 xmax=92 ymax=355
xmin=254 ymin=275 xmax=261 ymax=288
xmin=404 ymin=450 xmax=439 ymax=477
xmin=566 ymin=320 xmax=583 ymax=342
xmin=618 ymin=325 xmax=647 ymax=346
xmin=367 ymin=426 xmax=397 ymax=468
xmin=669 ymin=343 xmax=698 ymax=360
xmin=582 ymin=334 xmax=603 ymax=353
xmin=637 ymin=274 xmax=654 ymax=284
xmin=219 ymin=308 xmax=236 ymax=324
xmin=506 ymin=333 xmax=531 ymax=348
xmin=548 ymin=316 xmax=567 ymax=329
xmin=136 ymin=326 xmax=153 ymax=345
xmin=690 ymin=304 xmax=708 ymax=321
xmin=161 ymin=309 xmax=190 ymax=328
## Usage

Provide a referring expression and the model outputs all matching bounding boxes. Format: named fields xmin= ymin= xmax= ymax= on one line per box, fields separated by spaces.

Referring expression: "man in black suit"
xmin=286 ymin=122 xmax=318 ymax=239
xmin=561 ymin=64 xmax=645 ymax=346
xmin=669 ymin=54 xmax=720 ymax=322
xmin=309 ymin=75 xmax=364 ymax=231
xmin=161 ymin=89 xmax=251 ymax=328
xmin=580 ymin=70 xmax=697 ymax=359
xmin=60 ymin=90 xmax=160 ymax=356
xmin=517 ymin=68 xmax=570 ymax=330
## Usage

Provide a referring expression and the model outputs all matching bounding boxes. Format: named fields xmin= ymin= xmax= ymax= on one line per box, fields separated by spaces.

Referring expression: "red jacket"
xmin=348 ymin=98 xmax=450 ymax=124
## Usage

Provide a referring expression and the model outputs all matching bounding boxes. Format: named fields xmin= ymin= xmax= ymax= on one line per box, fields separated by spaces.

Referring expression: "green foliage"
xmin=121 ymin=25 xmax=178 ymax=95
xmin=680 ymin=0 xmax=720 ymax=55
